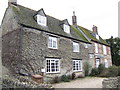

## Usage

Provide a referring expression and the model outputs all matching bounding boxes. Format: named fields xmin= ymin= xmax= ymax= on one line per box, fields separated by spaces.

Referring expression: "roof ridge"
xmin=11 ymin=4 xmax=37 ymax=12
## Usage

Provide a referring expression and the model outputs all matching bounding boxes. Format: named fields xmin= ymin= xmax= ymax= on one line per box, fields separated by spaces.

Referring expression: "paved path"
xmin=53 ymin=77 xmax=106 ymax=88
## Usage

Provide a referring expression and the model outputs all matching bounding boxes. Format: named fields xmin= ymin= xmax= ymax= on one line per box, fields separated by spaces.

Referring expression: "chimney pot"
xmin=72 ymin=11 xmax=77 ymax=25
xmin=92 ymin=25 xmax=98 ymax=34
xmin=8 ymin=0 xmax=17 ymax=5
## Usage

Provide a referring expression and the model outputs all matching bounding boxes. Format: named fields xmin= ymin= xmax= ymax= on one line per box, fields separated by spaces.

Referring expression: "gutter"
xmin=20 ymin=23 xmax=91 ymax=44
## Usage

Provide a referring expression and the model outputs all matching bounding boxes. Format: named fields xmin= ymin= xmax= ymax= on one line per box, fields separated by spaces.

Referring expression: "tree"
xmin=106 ymin=36 xmax=120 ymax=66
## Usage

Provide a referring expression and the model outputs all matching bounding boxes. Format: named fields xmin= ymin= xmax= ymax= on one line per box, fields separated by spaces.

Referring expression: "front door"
xmin=96 ymin=58 xmax=100 ymax=68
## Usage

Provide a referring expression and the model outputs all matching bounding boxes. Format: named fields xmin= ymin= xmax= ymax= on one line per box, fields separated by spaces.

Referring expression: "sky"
xmin=0 ymin=0 xmax=119 ymax=39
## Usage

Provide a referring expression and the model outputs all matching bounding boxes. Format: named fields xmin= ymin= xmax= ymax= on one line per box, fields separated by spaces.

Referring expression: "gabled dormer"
xmin=35 ymin=8 xmax=47 ymax=26
xmin=60 ymin=19 xmax=70 ymax=34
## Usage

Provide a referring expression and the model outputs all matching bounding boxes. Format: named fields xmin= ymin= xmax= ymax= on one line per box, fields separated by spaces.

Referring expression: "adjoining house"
xmin=1 ymin=0 xmax=112 ymax=83
xmin=72 ymin=13 xmax=112 ymax=68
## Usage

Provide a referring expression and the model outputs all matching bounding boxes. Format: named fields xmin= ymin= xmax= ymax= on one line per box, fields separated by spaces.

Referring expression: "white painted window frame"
xmin=64 ymin=24 xmax=70 ymax=34
xmin=103 ymin=45 xmax=107 ymax=55
xmin=48 ymin=36 xmax=58 ymax=49
xmin=73 ymin=60 xmax=82 ymax=72
xmin=96 ymin=58 xmax=100 ymax=68
xmin=104 ymin=59 xmax=108 ymax=68
xmin=73 ymin=42 xmax=79 ymax=52
xmin=46 ymin=58 xmax=60 ymax=73
xmin=95 ymin=43 xmax=98 ymax=53
xmin=37 ymin=14 xmax=47 ymax=26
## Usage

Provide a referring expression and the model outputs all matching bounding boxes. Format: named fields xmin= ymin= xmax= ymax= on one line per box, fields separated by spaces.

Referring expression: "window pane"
xmin=73 ymin=42 xmax=79 ymax=52
xmin=64 ymin=24 xmax=70 ymax=34
xmin=46 ymin=59 xmax=60 ymax=73
xmin=37 ymin=15 xmax=47 ymax=26
xmin=48 ymin=36 xmax=57 ymax=49
xmin=73 ymin=60 xmax=82 ymax=71
xmin=95 ymin=43 xmax=98 ymax=53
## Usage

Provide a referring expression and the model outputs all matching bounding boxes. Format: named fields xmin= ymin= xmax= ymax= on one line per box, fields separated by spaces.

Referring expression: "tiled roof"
xmin=78 ymin=26 xmax=109 ymax=46
xmin=11 ymin=4 xmax=90 ymax=43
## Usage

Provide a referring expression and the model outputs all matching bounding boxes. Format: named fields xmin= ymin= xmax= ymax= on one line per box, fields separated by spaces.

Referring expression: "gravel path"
xmin=53 ymin=77 xmax=106 ymax=88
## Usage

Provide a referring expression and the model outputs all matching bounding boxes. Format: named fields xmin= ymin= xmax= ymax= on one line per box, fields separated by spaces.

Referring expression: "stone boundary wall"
xmin=1 ymin=75 xmax=52 ymax=89
xmin=102 ymin=76 xmax=120 ymax=88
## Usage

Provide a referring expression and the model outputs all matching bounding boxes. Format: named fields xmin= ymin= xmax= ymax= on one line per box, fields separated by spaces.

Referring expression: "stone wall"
xmin=102 ymin=76 xmax=120 ymax=88
xmin=2 ymin=29 xmax=21 ymax=74
xmin=2 ymin=25 xmax=94 ymax=83
xmin=20 ymin=27 xmax=93 ymax=82
xmin=2 ymin=75 xmax=52 ymax=89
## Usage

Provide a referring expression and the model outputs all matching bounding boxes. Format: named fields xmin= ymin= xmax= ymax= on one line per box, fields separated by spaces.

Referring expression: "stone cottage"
xmin=1 ymin=0 xmax=112 ymax=83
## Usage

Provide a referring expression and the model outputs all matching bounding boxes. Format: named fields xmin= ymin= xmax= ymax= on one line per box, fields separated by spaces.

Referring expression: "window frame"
xmin=63 ymin=24 xmax=70 ymax=34
xmin=48 ymin=36 xmax=58 ymax=49
xmin=73 ymin=60 xmax=82 ymax=72
xmin=37 ymin=14 xmax=47 ymax=26
xmin=73 ymin=42 xmax=80 ymax=52
xmin=104 ymin=59 xmax=108 ymax=68
xmin=103 ymin=45 xmax=107 ymax=55
xmin=95 ymin=43 xmax=98 ymax=53
xmin=46 ymin=58 xmax=60 ymax=73
xmin=96 ymin=58 xmax=100 ymax=68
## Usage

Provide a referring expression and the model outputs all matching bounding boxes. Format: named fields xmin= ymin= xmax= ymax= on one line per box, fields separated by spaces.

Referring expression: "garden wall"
xmin=102 ymin=76 xmax=120 ymax=88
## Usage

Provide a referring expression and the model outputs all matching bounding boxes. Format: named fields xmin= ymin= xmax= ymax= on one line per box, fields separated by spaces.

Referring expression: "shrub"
xmin=98 ymin=64 xmax=105 ymax=74
xmin=99 ymin=68 xmax=109 ymax=77
xmin=84 ymin=62 xmax=91 ymax=76
xmin=107 ymin=65 xmax=118 ymax=77
xmin=67 ymin=74 xmax=72 ymax=80
xmin=52 ymin=75 xmax=60 ymax=83
xmin=118 ymin=66 xmax=120 ymax=76
xmin=90 ymin=68 xmax=99 ymax=76
xmin=61 ymin=75 xmax=70 ymax=82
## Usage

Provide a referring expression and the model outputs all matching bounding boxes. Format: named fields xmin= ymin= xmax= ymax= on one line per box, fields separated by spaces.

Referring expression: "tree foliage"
xmin=106 ymin=36 xmax=120 ymax=66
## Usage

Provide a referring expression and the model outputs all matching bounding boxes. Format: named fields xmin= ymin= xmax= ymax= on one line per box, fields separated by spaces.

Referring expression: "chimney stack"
xmin=92 ymin=25 xmax=98 ymax=34
xmin=8 ymin=0 xmax=17 ymax=5
xmin=72 ymin=11 xmax=77 ymax=25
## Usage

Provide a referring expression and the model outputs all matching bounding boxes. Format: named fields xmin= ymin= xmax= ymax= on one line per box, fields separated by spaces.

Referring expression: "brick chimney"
xmin=8 ymin=0 xmax=17 ymax=5
xmin=72 ymin=11 xmax=77 ymax=25
xmin=92 ymin=25 xmax=98 ymax=34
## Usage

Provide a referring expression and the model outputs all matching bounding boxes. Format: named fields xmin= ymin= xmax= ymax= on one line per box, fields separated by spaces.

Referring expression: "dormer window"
xmin=64 ymin=24 xmax=70 ymax=34
xmin=37 ymin=14 xmax=47 ymax=26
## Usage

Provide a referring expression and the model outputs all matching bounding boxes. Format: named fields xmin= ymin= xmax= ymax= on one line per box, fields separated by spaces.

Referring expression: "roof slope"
xmin=78 ymin=26 xmax=109 ymax=46
xmin=10 ymin=4 xmax=90 ymax=43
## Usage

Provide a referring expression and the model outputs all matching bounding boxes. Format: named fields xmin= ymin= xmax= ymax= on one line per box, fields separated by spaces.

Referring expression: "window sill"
xmin=73 ymin=70 xmax=82 ymax=72
xmin=46 ymin=72 xmax=60 ymax=74
xmin=48 ymin=47 xmax=58 ymax=50
xmin=73 ymin=51 xmax=80 ymax=53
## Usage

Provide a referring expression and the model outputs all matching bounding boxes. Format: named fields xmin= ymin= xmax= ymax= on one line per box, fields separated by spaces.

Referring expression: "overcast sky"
xmin=0 ymin=0 xmax=119 ymax=39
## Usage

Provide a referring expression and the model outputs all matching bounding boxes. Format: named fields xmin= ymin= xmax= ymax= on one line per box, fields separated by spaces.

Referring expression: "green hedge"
xmin=90 ymin=65 xmax=120 ymax=77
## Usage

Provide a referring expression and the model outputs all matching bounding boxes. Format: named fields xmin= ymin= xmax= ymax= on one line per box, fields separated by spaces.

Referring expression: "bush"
xmin=52 ymin=75 xmax=60 ymax=83
xmin=84 ymin=62 xmax=91 ymax=76
xmin=67 ymin=74 xmax=72 ymax=80
xmin=90 ymin=68 xmax=99 ymax=76
xmin=118 ymin=66 xmax=120 ymax=76
xmin=107 ymin=65 xmax=118 ymax=77
xmin=61 ymin=75 xmax=70 ymax=82
xmin=98 ymin=64 xmax=105 ymax=74
xmin=99 ymin=68 xmax=109 ymax=77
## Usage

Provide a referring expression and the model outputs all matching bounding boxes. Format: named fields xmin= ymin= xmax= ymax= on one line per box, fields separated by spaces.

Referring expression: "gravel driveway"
xmin=53 ymin=77 xmax=106 ymax=88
